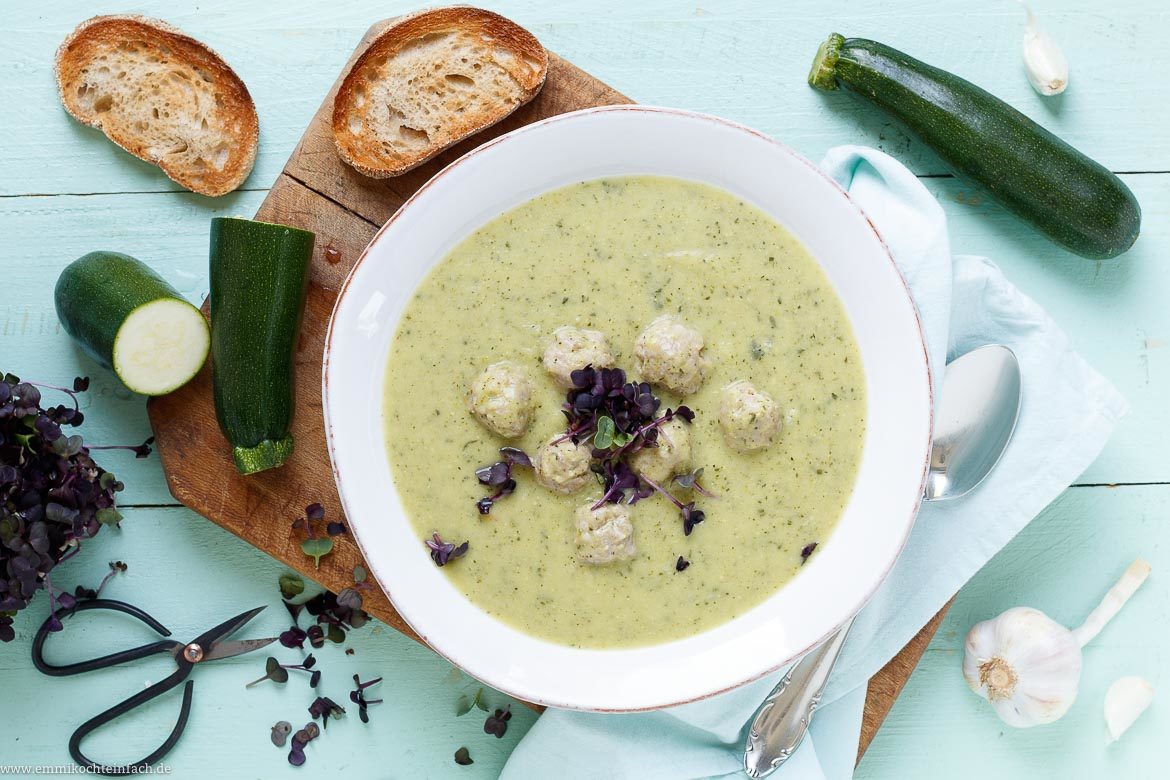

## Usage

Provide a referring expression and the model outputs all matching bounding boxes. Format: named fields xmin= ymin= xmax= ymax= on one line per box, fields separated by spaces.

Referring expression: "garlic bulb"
xmin=1020 ymin=2 xmax=1069 ymax=96
xmin=963 ymin=558 xmax=1151 ymax=727
xmin=1104 ymin=676 xmax=1154 ymax=744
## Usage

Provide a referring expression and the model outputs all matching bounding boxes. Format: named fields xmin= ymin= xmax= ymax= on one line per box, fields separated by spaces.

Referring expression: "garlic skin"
xmin=1104 ymin=676 xmax=1154 ymax=744
xmin=1020 ymin=2 xmax=1069 ymax=96
xmin=963 ymin=607 xmax=1082 ymax=727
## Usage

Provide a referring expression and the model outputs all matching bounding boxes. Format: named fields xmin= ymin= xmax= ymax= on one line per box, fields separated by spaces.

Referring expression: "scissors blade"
xmin=201 ymin=636 xmax=278 ymax=662
xmin=187 ymin=606 xmax=268 ymax=659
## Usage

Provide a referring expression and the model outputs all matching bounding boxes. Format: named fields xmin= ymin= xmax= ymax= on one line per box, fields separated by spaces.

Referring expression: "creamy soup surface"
xmin=383 ymin=176 xmax=866 ymax=648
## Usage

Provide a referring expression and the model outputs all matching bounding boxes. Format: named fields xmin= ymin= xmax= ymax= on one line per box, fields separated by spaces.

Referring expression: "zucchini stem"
xmin=808 ymin=33 xmax=845 ymax=91
xmin=232 ymin=436 xmax=295 ymax=475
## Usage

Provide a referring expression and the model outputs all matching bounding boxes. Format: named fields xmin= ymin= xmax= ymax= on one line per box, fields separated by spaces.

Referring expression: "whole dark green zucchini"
xmin=209 ymin=217 xmax=315 ymax=475
xmin=809 ymin=34 xmax=1140 ymax=260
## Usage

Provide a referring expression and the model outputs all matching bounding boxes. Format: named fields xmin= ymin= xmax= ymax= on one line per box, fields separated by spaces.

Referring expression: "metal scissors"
xmin=32 ymin=598 xmax=276 ymax=776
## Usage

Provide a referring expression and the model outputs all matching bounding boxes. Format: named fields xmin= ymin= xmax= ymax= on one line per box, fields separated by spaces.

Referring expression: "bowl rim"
xmin=322 ymin=104 xmax=934 ymax=711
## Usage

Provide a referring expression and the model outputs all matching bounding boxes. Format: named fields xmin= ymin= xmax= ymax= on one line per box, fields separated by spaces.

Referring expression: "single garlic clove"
xmin=1104 ymin=676 xmax=1154 ymax=743
xmin=1020 ymin=2 xmax=1069 ymax=96
xmin=963 ymin=607 xmax=1083 ymax=728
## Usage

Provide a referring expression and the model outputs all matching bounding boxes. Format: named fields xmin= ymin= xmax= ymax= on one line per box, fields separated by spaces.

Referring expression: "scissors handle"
xmin=69 ymin=666 xmax=194 ymax=776
xmin=32 ymin=598 xmax=182 ymax=676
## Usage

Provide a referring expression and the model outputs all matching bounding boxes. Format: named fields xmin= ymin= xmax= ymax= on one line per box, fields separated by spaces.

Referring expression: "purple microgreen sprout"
xmin=642 ymin=478 xmax=707 ymax=536
xmin=287 ymin=722 xmax=319 ymax=767
xmin=74 ymin=560 xmax=128 ymax=601
xmin=300 ymin=538 xmax=333 ymax=570
xmin=675 ymin=556 xmax=691 ymax=572
xmin=672 ymin=467 xmax=716 ymax=498
xmin=279 ymin=625 xmax=308 ymax=649
xmin=247 ymin=655 xmax=318 ymax=689
xmin=246 ymin=656 xmax=290 ymax=688
xmin=279 ymin=573 xmax=305 ymax=600
xmin=326 ymin=521 xmax=347 ymax=537
xmin=270 ymin=721 xmax=292 ymax=748
xmin=484 ymin=706 xmax=512 ymax=738
xmin=800 ymin=542 xmax=818 ymax=564
xmin=293 ymin=504 xmax=335 ymax=569
xmin=87 ymin=435 xmax=155 ymax=459
xmin=454 ymin=747 xmax=474 ymax=766
xmin=308 ymin=696 xmax=346 ymax=729
xmin=473 ymin=446 xmax=531 ymax=514
xmin=350 ymin=674 xmax=384 ymax=723
xmin=456 ymin=687 xmax=488 ymax=717
xmin=426 ymin=533 xmax=469 ymax=567
xmin=335 ymin=587 xmax=363 ymax=613
xmin=499 ymin=447 xmax=532 ymax=468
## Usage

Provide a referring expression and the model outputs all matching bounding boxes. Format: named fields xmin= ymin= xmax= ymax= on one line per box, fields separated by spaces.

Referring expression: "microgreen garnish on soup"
xmin=800 ymin=542 xmax=818 ymax=564
xmin=474 ymin=446 xmax=532 ymax=514
xmin=426 ymin=532 xmax=469 ymax=566
xmin=675 ymin=556 xmax=691 ymax=572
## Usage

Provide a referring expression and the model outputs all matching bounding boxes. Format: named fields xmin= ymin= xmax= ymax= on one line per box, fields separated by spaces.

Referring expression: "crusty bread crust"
xmin=54 ymin=15 xmax=259 ymax=196
xmin=331 ymin=7 xmax=548 ymax=178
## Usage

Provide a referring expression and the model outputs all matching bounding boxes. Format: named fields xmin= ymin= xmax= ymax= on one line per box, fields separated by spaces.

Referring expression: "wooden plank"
xmin=858 ymin=599 xmax=953 ymax=761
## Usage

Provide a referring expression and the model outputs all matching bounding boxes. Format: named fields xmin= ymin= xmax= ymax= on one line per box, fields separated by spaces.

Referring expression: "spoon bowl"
xmin=926 ymin=345 xmax=1022 ymax=500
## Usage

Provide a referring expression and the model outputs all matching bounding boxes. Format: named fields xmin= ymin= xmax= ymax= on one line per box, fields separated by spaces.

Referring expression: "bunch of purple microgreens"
xmin=1 ymin=373 xmax=151 ymax=643
xmin=471 ymin=365 xmax=713 ymax=537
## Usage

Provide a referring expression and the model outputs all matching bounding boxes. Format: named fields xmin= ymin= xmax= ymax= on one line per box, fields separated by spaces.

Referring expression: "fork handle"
xmin=742 ymin=618 xmax=855 ymax=778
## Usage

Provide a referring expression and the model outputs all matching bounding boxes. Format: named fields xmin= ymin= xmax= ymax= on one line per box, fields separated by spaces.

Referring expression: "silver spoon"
xmin=742 ymin=344 xmax=1021 ymax=778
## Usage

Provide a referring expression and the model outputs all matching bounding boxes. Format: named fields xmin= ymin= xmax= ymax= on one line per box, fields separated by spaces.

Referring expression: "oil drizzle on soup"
xmin=383 ymin=176 xmax=866 ymax=648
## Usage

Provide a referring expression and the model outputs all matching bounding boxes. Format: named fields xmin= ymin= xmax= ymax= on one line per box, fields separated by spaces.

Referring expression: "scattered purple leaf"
xmin=426 ymin=533 xmax=469 ymax=567
xmin=800 ymin=542 xmax=818 ymax=564
xmin=484 ymin=706 xmax=512 ymax=738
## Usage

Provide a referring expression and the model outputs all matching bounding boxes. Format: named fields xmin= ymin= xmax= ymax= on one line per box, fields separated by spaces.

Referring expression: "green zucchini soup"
xmin=382 ymin=176 xmax=866 ymax=648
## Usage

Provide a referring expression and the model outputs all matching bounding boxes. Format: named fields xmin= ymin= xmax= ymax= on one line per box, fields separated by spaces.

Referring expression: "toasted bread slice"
xmin=55 ymin=15 xmax=258 ymax=196
xmin=331 ymin=8 xmax=548 ymax=178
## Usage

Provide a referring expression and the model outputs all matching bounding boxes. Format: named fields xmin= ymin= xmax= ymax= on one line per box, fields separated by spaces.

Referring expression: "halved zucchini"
xmin=55 ymin=251 xmax=209 ymax=395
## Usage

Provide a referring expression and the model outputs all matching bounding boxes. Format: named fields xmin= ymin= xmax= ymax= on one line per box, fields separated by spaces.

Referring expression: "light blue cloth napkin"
xmin=500 ymin=146 xmax=1128 ymax=780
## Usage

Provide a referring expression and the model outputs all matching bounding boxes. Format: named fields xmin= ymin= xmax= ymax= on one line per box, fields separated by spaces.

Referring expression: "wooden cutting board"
xmin=146 ymin=19 xmax=948 ymax=761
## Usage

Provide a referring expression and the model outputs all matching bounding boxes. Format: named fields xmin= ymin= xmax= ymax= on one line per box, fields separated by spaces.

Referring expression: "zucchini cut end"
xmin=808 ymin=33 xmax=846 ymax=91
xmin=112 ymin=299 xmax=210 ymax=396
xmin=232 ymin=436 xmax=295 ymax=475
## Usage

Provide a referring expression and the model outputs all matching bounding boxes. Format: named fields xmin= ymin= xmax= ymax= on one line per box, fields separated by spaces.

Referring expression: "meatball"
xmin=534 ymin=436 xmax=593 ymax=494
xmin=633 ymin=315 xmax=711 ymax=396
xmin=718 ymin=380 xmax=783 ymax=452
xmin=629 ymin=417 xmax=692 ymax=484
xmin=466 ymin=360 xmax=535 ymax=439
xmin=574 ymin=502 xmax=636 ymax=565
xmin=542 ymin=326 xmax=614 ymax=388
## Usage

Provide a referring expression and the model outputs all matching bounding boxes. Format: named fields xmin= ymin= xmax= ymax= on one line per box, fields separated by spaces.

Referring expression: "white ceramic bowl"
xmin=324 ymin=106 xmax=932 ymax=712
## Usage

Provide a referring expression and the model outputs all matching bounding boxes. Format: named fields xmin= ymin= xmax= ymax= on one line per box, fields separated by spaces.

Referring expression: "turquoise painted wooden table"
xmin=2 ymin=1 xmax=1167 ymax=777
